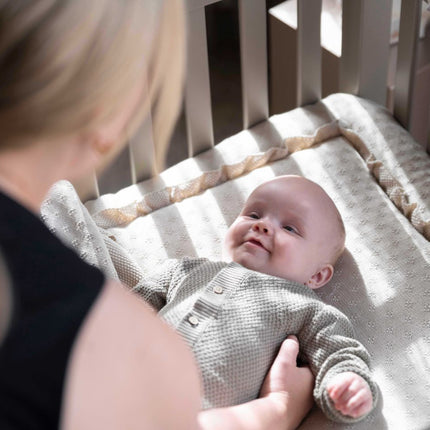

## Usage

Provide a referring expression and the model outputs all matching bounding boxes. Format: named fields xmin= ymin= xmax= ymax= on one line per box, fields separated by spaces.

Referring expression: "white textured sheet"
xmin=42 ymin=94 xmax=430 ymax=429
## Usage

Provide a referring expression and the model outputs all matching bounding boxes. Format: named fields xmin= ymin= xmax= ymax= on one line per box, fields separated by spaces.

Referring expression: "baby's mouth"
xmin=246 ymin=238 xmax=269 ymax=252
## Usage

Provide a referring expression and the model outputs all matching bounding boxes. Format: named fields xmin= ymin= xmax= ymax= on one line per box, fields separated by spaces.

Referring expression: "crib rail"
xmin=297 ymin=0 xmax=322 ymax=106
xmin=238 ymin=0 xmax=269 ymax=129
xmin=394 ymin=0 xmax=422 ymax=129
xmin=185 ymin=0 xmax=269 ymax=154
xmin=340 ymin=0 xmax=392 ymax=106
xmin=86 ymin=0 xmax=427 ymax=200
xmin=186 ymin=0 xmax=217 ymax=156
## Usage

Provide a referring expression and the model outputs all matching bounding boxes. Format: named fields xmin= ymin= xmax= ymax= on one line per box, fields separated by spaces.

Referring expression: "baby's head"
xmin=224 ymin=175 xmax=345 ymax=289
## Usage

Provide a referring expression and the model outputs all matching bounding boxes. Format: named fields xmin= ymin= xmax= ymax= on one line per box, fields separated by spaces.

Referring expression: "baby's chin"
xmin=223 ymin=247 xmax=288 ymax=279
xmin=228 ymin=255 xmax=304 ymax=283
xmin=224 ymin=251 xmax=253 ymax=269
xmin=230 ymin=255 xmax=270 ymax=276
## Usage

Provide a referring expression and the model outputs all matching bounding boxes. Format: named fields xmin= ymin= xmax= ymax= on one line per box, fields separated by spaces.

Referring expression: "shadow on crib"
xmin=306 ymin=248 xmax=391 ymax=429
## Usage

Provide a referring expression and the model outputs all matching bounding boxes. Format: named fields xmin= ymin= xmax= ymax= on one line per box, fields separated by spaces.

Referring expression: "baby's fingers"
xmin=326 ymin=373 xmax=356 ymax=401
xmin=345 ymin=388 xmax=373 ymax=418
xmin=327 ymin=373 xmax=373 ymax=419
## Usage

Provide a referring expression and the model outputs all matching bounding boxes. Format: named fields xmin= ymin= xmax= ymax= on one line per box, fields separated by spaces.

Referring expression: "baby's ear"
xmin=307 ymin=265 xmax=334 ymax=289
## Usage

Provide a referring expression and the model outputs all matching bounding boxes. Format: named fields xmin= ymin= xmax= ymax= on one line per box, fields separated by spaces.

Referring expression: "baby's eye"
xmin=249 ymin=212 xmax=259 ymax=219
xmin=283 ymin=225 xmax=298 ymax=234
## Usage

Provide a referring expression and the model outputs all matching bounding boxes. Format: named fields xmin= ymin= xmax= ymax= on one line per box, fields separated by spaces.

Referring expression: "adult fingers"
xmin=276 ymin=335 xmax=300 ymax=366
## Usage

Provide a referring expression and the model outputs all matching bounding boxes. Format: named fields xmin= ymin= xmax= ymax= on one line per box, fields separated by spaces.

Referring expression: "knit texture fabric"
xmin=133 ymin=257 xmax=378 ymax=424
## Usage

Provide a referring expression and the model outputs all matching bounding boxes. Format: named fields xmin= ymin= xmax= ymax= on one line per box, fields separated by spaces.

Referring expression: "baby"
xmin=134 ymin=175 xmax=377 ymax=423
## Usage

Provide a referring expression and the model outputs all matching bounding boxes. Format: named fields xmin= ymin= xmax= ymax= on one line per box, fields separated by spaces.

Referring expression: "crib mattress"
xmin=42 ymin=93 xmax=430 ymax=429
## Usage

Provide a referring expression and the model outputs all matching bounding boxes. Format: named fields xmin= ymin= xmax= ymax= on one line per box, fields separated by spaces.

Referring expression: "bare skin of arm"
xmin=61 ymin=280 xmax=202 ymax=430
xmin=198 ymin=336 xmax=315 ymax=430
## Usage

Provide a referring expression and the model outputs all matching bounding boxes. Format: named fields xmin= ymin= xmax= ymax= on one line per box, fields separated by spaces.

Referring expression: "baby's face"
xmin=224 ymin=176 xmax=343 ymax=286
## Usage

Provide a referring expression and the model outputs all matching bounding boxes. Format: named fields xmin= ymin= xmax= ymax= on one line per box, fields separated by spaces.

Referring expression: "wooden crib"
xmin=41 ymin=1 xmax=430 ymax=429
xmin=81 ymin=0 xmax=430 ymax=197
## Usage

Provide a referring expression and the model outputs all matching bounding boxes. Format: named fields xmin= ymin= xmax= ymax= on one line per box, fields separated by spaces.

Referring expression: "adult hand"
xmin=259 ymin=335 xmax=315 ymax=429
xmin=198 ymin=335 xmax=314 ymax=430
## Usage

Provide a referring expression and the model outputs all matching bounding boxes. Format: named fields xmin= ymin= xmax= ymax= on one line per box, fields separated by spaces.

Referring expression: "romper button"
xmin=188 ymin=315 xmax=199 ymax=326
xmin=213 ymin=285 xmax=224 ymax=294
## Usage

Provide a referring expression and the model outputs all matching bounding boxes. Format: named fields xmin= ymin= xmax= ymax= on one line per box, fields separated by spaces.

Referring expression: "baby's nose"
xmin=252 ymin=220 xmax=271 ymax=234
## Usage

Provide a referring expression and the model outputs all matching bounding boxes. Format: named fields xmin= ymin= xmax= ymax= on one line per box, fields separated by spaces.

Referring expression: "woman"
xmin=0 ymin=1 xmax=314 ymax=429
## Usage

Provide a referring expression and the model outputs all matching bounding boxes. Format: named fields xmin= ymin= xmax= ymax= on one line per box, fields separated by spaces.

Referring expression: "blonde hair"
xmin=0 ymin=0 xmax=186 ymax=172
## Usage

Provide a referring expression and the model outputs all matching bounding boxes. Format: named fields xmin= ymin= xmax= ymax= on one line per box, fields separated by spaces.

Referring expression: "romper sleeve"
xmin=298 ymin=302 xmax=378 ymax=424
xmin=131 ymin=259 xmax=180 ymax=311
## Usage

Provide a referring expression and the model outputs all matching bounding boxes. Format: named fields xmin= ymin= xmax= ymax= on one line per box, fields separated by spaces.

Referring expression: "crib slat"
xmin=89 ymin=172 xmax=100 ymax=199
xmin=185 ymin=5 xmax=214 ymax=156
xmin=186 ymin=0 xmax=221 ymax=11
xmin=358 ymin=0 xmax=391 ymax=105
xmin=394 ymin=0 xmax=421 ymax=129
xmin=129 ymin=112 xmax=154 ymax=182
xmin=427 ymin=107 xmax=430 ymax=153
xmin=297 ymin=0 xmax=322 ymax=106
xmin=238 ymin=0 xmax=269 ymax=129
xmin=339 ymin=1 xmax=362 ymax=95
xmin=341 ymin=0 xmax=392 ymax=106
xmin=74 ymin=172 xmax=99 ymax=201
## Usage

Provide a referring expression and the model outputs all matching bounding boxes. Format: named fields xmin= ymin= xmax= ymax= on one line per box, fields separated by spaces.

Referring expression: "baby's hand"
xmin=326 ymin=372 xmax=373 ymax=419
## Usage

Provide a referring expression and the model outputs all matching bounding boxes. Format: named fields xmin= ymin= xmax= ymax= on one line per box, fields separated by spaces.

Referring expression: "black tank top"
xmin=0 ymin=190 xmax=104 ymax=429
